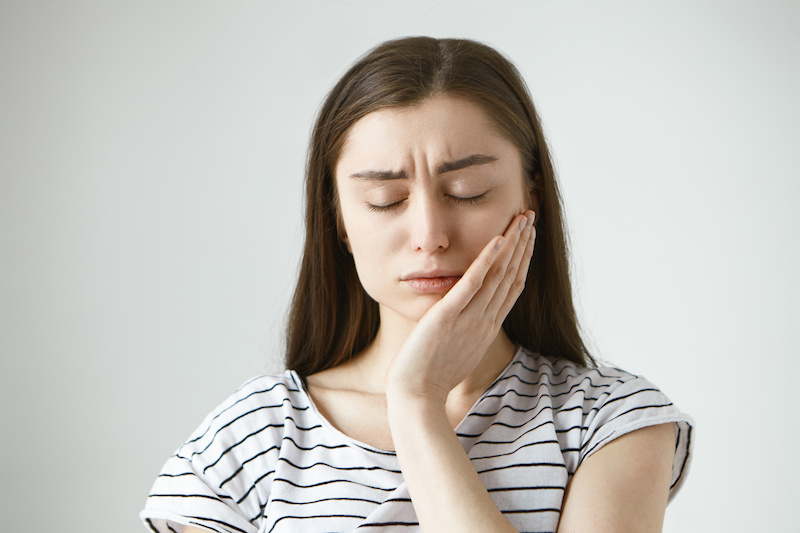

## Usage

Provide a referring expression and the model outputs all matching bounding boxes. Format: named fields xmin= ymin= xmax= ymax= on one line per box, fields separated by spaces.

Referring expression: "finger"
xmin=484 ymin=211 xmax=534 ymax=318
xmin=434 ymin=234 xmax=505 ymax=314
xmin=460 ymin=212 xmax=529 ymax=315
xmin=493 ymin=215 xmax=536 ymax=324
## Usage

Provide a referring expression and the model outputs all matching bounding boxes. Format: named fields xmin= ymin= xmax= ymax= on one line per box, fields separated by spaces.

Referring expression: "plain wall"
xmin=1 ymin=1 xmax=798 ymax=531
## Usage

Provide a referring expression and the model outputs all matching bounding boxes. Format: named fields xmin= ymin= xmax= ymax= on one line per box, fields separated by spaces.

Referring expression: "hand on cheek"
xmin=385 ymin=209 xmax=537 ymax=403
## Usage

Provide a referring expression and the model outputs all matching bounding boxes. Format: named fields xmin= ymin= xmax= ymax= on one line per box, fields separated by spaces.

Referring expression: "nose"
xmin=410 ymin=196 xmax=450 ymax=253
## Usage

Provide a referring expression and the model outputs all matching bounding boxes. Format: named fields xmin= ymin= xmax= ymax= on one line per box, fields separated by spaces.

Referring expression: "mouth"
xmin=401 ymin=270 xmax=463 ymax=293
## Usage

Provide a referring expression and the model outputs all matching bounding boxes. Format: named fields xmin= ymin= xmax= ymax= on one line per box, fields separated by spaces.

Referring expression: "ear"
xmin=337 ymin=221 xmax=352 ymax=253
xmin=334 ymin=207 xmax=353 ymax=253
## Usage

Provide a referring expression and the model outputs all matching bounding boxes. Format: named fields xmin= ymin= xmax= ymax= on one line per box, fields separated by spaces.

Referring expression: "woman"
xmin=142 ymin=37 xmax=693 ymax=533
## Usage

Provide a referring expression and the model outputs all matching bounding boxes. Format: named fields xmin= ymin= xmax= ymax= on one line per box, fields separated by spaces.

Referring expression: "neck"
xmin=349 ymin=305 xmax=518 ymax=400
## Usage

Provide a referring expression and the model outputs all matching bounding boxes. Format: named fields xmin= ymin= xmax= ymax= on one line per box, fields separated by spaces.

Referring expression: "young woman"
xmin=142 ymin=37 xmax=693 ymax=533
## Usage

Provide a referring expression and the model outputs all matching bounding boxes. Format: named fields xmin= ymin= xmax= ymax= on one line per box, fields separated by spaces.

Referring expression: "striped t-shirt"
xmin=141 ymin=347 xmax=693 ymax=533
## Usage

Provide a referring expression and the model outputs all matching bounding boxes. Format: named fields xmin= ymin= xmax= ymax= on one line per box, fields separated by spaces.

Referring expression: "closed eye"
xmin=449 ymin=193 xmax=487 ymax=205
xmin=366 ymin=192 xmax=488 ymax=212
xmin=366 ymin=199 xmax=406 ymax=212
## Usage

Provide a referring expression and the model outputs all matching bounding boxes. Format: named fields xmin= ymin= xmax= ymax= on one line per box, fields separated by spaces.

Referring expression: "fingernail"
xmin=518 ymin=217 xmax=527 ymax=232
xmin=528 ymin=212 xmax=535 ymax=227
xmin=494 ymin=237 xmax=505 ymax=252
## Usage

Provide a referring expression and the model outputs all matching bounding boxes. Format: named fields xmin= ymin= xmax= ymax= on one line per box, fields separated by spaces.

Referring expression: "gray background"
xmin=2 ymin=1 xmax=798 ymax=531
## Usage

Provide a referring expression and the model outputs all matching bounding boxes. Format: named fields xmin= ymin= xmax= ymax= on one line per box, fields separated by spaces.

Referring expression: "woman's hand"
xmin=384 ymin=209 xmax=536 ymax=403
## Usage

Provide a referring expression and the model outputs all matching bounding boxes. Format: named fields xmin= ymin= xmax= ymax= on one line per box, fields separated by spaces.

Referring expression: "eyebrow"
xmin=437 ymin=154 xmax=498 ymax=174
xmin=349 ymin=154 xmax=498 ymax=181
xmin=350 ymin=169 xmax=408 ymax=181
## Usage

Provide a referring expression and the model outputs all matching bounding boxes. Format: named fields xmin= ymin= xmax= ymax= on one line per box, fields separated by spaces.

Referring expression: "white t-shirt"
xmin=141 ymin=347 xmax=693 ymax=533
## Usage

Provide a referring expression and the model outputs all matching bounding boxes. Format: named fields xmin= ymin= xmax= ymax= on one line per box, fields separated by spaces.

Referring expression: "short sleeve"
xmin=141 ymin=454 xmax=258 ymax=533
xmin=579 ymin=374 xmax=694 ymax=500
xmin=140 ymin=375 xmax=297 ymax=533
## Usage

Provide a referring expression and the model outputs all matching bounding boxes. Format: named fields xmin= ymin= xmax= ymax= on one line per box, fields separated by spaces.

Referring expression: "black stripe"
xmin=463 ymin=417 xmax=554 ymax=443
xmin=277 ymin=456 xmax=402 ymax=475
xmin=186 ymin=516 xmax=248 ymax=533
xmin=502 ymin=507 xmax=561 ymax=514
xmin=282 ymin=435 xmax=350 ymax=452
xmin=470 ymin=401 xmax=554 ymax=417
xmin=588 ymin=388 xmax=663 ymax=415
xmin=188 ymin=522 xmax=224 ymax=533
xmin=488 ymin=485 xmax=565 ymax=492
xmin=149 ymin=493 xmax=234 ymax=502
xmin=270 ymin=496 xmax=382 ymax=506
xmin=492 ymin=364 xmax=627 ymax=392
xmin=477 ymin=462 xmax=566 ymax=474
xmin=350 ymin=441 xmax=397 ymax=456
xmin=459 ymin=409 xmax=555 ymax=436
xmin=157 ymin=470 xmax=195 ymax=479
xmin=470 ymin=438 xmax=569 ymax=461
xmin=671 ymin=423 xmax=692 ymax=491
xmin=357 ymin=522 xmax=419 ymax=528
xmin=272 ymin=476 xmax=397 ymax=492
xmin=268 ymin=514 xmax=368 ymax=533
xmin=599 ymin=401 xmax=675 ymax=429
xmin=144 ymin=518 xmax=158 ymax=533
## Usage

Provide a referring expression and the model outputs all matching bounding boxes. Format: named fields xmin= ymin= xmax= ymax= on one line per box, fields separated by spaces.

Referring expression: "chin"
xmin=388 ymin=295 xmax=445 ymax=323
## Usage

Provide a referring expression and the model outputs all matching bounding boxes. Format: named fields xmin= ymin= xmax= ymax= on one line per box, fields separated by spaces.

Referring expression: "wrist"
xmin=385 ymin=385 xmax=449 ymax=425
xmin=385 ymin=380 xmax=448 ymax=409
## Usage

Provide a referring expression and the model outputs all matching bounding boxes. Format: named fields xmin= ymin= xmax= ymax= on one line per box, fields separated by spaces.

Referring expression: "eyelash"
xmin=366 ymin=193 xmax=488 ymax=212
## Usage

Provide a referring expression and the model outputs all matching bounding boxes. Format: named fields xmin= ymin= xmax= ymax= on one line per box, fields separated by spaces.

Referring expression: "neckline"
xmin=289 ymin=346 xmax=526 ymax=454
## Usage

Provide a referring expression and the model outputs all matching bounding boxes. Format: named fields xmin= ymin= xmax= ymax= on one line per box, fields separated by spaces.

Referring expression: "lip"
xmin=401 ymin=270 xmax=463 ymax=293
xmin=401 ymin=269 xmax=463 ymax=280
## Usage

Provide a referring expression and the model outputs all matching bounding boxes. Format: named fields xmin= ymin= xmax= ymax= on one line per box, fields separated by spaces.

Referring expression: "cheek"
xmin=463 ymin=202 xmax=527 ymax=249
xmin=341 ymin=219 xmax=400 ymax=292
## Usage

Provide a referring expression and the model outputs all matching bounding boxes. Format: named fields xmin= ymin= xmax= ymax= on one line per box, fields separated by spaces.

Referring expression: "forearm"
xmin=387 ymin=391 xmax=517 ymax=532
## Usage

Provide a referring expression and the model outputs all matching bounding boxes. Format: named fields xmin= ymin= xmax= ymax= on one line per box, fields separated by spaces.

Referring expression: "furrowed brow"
xmin=350 ymin=169 xmax=408 ymax=181
xmin=437 ymin=154 xmax=498 ymax=174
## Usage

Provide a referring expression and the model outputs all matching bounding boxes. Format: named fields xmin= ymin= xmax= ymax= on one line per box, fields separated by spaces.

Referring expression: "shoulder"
xmin=512 ymin=349 xmax=694 ymax=498
xmin=142 ymin=372 xmax=311 ymax=533
xmin=504 ymin=349 xmax=653 ymax=406
xmin=514 ymin=349 xmax=679 ymax=417
xmin=176 ymin=372 xmax=309 ymax=460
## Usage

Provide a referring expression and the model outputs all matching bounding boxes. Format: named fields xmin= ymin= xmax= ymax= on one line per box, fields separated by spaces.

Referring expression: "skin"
xmin=182 ymin=95 xmax=675 ymax=533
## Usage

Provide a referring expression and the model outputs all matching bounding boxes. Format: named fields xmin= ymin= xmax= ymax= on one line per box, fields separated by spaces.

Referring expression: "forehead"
xmin=336 ymin=95 xmax=520 ymax=173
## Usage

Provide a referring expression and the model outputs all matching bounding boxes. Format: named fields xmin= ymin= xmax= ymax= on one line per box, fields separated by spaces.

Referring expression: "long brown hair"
xmin=286 ymin=37 xmax=593 ymax=376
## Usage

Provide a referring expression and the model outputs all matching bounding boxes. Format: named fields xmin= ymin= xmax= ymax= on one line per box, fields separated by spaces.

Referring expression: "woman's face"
xmin=335 ymin=95 xmax=531 ymax=324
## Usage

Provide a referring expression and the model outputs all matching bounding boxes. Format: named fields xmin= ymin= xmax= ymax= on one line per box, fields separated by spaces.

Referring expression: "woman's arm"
xmin=387 ymin=392 xmax=518 ymax=531
xmin=557 ymin=423 xmax=676 ymax=533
